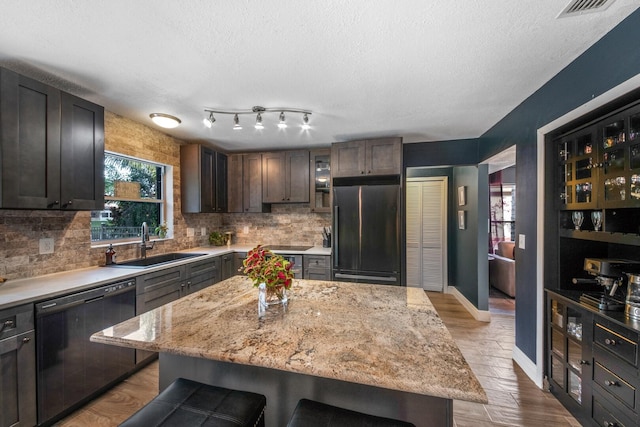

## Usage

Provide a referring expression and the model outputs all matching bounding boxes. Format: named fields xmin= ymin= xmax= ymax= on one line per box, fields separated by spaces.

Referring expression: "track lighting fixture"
xmin=202 ymin=106 xmax=312 ymax=131
xmin=233 ymin=114 xmax=242 ymax=130
xmin=203 ymin=112 xmax=215 ymax=128
xmin=150 ymin=113 xmax=181 ymax=129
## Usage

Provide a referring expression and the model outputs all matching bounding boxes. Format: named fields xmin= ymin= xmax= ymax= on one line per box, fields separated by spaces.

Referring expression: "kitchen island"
xmin=91 ymin=277 xmax=487 ymax=426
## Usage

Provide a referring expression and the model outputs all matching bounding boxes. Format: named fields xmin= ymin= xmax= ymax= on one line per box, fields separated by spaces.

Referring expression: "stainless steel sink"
xmin=107 ymin=252 xmax=207 ymax=268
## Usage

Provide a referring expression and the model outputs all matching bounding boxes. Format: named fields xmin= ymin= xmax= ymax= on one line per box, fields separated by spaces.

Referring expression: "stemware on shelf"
xmin=591 ymin=210 xmax=603 ymax=232
xmin=571 ymin=211 xmax=584 ymax=230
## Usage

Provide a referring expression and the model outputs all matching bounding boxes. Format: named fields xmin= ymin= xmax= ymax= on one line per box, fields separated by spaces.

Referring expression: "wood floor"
xmin=431 ymin=289 xmax=581 ymax=427
xmin=55 ymin=289 xmax=580 ymax=427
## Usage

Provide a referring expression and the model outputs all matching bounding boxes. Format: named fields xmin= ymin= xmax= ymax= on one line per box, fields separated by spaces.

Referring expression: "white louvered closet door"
xmin=406 ymin=178 xmax=447 ymax=291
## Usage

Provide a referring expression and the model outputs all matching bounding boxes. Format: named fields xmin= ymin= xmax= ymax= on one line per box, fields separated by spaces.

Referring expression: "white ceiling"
xmin=0 ymin=1 xmax=638 ymax=152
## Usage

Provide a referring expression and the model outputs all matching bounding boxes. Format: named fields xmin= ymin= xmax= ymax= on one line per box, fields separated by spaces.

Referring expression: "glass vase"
xmin=258 ymin=283 xmax=288 ymax=317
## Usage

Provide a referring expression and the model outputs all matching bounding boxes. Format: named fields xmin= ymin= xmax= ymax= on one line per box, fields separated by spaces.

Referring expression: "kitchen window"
xmin=91 ymin=153 xmax=171 ymax=243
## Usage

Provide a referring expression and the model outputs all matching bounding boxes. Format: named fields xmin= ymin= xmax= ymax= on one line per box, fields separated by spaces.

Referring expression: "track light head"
xmin=203 ymin=112 xmax=215 ymax=128
xmin=255 ymin=113 xmax=264 ymax=129
xmin=301 ymin=113 xmax=311 ymax=130
xmin=233 ymin=114 xmax=242 ymax=130
xmin=278 ymin=112 xmax=287 ymax=129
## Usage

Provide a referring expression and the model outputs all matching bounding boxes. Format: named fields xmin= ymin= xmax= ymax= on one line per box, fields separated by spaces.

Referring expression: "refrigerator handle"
xmin=333 ymin=205 xmax=339 ymax=268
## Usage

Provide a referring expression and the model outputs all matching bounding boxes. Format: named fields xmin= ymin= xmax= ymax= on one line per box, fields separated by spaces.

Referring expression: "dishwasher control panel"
xmin=104 ymin=280 xmax=135 ymax=294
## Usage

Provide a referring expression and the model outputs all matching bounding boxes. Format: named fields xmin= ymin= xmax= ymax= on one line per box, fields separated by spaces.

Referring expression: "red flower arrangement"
xmin=241 ymin=245 xmax=294 ymax=295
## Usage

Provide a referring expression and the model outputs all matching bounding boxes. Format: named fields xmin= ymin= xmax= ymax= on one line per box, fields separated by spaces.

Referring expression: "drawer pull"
xmin=604 ymin=421 xmax=618 ymax=427
xmin=579 ymin=360 xmax=589 ymax=365
xmin=22 ymin=337 xmax=31 ymax=343
xmin=604 ymin=338 xmax=616 ymax=346
xmin=604 ymin=379 xmax=619 ymax=387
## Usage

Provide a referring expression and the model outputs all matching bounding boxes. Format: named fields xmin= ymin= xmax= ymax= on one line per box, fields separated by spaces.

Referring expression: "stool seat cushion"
xmin=119 ymin=378 xmax=266 ymax=427
xmin=287 ymin=399 xmax=415 ymax=427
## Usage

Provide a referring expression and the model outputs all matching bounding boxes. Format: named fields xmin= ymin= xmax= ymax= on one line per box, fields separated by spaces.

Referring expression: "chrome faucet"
xmin=140 ymin=222 xmax=155 ymax=258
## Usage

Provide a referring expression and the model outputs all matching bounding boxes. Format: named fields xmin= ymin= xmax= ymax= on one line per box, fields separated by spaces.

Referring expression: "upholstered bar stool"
xmin=286 ymin=399 xmax=415 ymax=427
xmin=119 ymin=378 xmax=266 ymax=427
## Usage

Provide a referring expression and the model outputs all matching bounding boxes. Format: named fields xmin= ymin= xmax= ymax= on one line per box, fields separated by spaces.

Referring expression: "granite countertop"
xmin=91 ymin=276 xmax=488 ymax=404
xmin=0 ymin=245 xmax=331 ymax=310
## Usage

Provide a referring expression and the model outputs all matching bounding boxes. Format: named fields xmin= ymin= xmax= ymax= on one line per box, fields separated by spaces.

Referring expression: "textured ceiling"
xmin=0 ymin=1 xmax=638 ymax=152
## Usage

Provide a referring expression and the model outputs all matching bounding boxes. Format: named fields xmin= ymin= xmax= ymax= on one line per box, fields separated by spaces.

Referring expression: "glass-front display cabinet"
xmin=547 ymin=295 xmax=592 ymax=412
xmin=310 ymin=149 xmax=331 ymax=213
xmin=557 ymin=127 xmax=599 ymax=210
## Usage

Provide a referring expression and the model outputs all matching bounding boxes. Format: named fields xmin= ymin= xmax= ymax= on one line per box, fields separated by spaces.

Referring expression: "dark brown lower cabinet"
xmin=303 ymin=255 xmax=331 ymax=280
xmin=0 ymin=304 xmax=36 ymax=427
xmin=547 ymin=290 xmax=640 ymax=426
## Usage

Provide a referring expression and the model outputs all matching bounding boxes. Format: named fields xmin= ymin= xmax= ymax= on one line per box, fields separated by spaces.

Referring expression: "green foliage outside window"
xmin=91 ymin=153 xmax=166 ymax=242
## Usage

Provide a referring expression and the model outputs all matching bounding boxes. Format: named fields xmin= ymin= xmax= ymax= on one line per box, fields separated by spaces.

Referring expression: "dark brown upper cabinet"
xmin=228 ymin=153 xmax=270 ymax=213
xmin=309 ymin=149 xmax=331 ymax=213
xmin=181 ymin=144 xmax=227 ymax=213
xmin=262 ymin=150 xmax=309 ymax=203
xmin=0 ymin=67 xmax=104 ymax=210
xmin=331 ymin=137 xmax=402 ymax=178
xmin=556 ymin=101 xmax=640 ymax=212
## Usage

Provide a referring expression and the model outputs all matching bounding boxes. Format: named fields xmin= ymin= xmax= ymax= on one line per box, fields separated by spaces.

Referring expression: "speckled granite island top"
xmin=92 ymin=276 xmax=487 ymax=404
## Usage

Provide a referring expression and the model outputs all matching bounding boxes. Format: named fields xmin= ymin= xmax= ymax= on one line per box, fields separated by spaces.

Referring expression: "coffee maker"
xmin=576 ymin=258 xmax=640 ymax=312
xmin=625 ymin=272 xmax=640 ymax=319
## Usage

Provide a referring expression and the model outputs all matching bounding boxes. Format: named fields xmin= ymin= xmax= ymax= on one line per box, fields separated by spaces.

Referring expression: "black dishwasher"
xmin=35 ymin=279 xmax=136 ymax=425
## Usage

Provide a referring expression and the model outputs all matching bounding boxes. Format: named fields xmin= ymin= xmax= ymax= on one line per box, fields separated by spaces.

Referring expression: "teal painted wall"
xmin=479 ymin=9 xmax=640 ymax=363
xmin=404 ymin=8 xmax=640 ymax=364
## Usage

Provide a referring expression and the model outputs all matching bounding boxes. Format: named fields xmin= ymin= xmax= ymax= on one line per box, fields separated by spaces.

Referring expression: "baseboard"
xmin=513 ymin=345 xmax=543 ymax=388
xmin=447 ymin=286 xmax=491 ymax=322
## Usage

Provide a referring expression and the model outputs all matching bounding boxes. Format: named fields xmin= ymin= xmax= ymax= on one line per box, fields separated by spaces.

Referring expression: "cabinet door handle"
xmin=604 ymin=338 xmax=616 ymax=346
xmin=604 ymin=421 xmax=619 ymax=427
xmin=579 ymin=360 xmax=588 ymax=365
xmin=48 ymin=200 xmax=60 ymax=208
xmin=604 ymin=379 xmax=619 ymax=387
xmin=22 ymin=337 xmax=31 ymax=343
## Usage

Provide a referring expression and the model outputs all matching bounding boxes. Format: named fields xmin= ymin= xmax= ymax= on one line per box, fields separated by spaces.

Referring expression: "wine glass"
xmin=571 ymin=211 xmax=584 ymax=230
xmin=591 ymin=211 xmax=603 ymax=232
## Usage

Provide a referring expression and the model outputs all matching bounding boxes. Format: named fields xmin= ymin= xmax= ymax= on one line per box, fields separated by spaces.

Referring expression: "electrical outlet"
xmin=201 ymin=227 xmax=206 ymax=236
xmin=243 ymin=226 xmax=249 ymax=234
xmin=187 ymin=228 xmax=194 ymax=237
xmin=518 ymin=234 xmax=525 ymax=250
xmin=39 ymin=238 xmax=54 ymax=254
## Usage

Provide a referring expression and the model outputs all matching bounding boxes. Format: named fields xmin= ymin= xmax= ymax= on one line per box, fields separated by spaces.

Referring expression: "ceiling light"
xmin=203 ymin=112 xmax=215 ymax=128
xmin=202 ymin=106 xmax=312 ymax=131
xmin=255 ymin=113 xmax=264 ymax=129
xmin=301 ymin=113 xmax=311 ymax=130
xmin=233 ymin=114 xmax=242 ymax=130
xmin=278 ymin=112 xmax=287 ymax=129
xmin=149 ymin=113 xmax=181 ymax=128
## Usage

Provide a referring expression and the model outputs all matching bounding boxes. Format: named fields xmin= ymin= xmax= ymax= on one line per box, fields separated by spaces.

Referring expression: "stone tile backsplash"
xmin=221 ymin=204 xmax=331 ymax=248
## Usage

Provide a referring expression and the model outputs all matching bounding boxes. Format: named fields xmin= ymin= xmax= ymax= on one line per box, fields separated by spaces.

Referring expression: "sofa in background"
xmin=489 ymin=241 xmax=515 ymax=297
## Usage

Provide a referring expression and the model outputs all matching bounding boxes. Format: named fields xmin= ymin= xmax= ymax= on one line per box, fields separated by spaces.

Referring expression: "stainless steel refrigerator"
xmin=332 ymin=178 xmax=401 ymax=285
